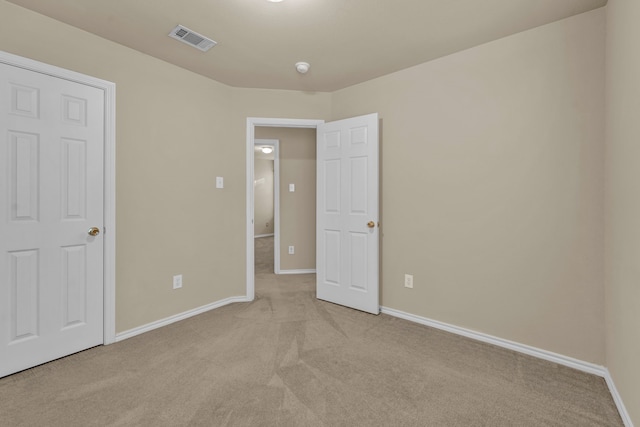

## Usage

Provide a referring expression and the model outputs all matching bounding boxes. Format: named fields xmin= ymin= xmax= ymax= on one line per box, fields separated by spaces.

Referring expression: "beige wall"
xmin=332 ymin=9 xmax=606 ymax=364
xmin=254 ymin=158 xmax=274 ymax=236
xmin=255 ymin=127 xmax=316 ymax=271
xmin=0 ymin=1 xmax=331 ymax=332
xmin=605 ymin=1 xmax=640 ymax=424
xmin=0 ymin=1 xmax=232 ymax=332
xmin=6 ymin=5 xmax=637 ymax=418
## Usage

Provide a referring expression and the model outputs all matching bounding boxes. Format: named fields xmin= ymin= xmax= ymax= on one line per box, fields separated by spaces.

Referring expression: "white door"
xmin=316 ymin=113 xmax=379 ymax=314
xmin=0 ymin=63 xmax=105 ymax=377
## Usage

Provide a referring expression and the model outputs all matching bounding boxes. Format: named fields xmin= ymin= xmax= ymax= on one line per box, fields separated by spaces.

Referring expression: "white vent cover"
xmin=168 ymin=25 xmax=217 ymax=52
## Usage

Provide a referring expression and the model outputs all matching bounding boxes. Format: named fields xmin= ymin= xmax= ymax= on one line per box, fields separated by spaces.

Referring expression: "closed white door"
xmin=316 ymin=113 xmax=379 ymax=314
xmin=0 ymin=63 xmax=105 ymax=377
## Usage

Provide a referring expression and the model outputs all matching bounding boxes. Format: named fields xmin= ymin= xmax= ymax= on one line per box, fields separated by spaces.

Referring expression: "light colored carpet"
xmin=255 ymin=235 xmax=275 ymax=274
xmin=0 ymin=239 xmax=623 ymax=426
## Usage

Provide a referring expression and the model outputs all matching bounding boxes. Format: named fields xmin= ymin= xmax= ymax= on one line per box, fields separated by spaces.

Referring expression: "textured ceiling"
xmin=7 ymin=0 xmax=607 ymax=91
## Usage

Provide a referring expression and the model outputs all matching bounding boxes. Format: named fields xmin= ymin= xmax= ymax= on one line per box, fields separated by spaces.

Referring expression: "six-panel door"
xmin=316 ymin=113 xmax=379 ymax=314
xmin=0 ymin=63 xmax=104 ymax=377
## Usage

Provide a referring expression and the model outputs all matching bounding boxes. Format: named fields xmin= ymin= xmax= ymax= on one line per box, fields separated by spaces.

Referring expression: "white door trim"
xmin=254 ymin=138 xmax=280 ymax=273
xmin=246 ymin=118 xmax=324 ymax=300
xmin=0 ymin=50 xmax=117 ymax=345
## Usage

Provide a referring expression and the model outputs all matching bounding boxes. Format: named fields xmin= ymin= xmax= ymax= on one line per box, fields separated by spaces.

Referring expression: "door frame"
xmin=0 ymin=50 xmax=117 ymax=344
xmin=246 ymin=118 xmax=324 ymax=300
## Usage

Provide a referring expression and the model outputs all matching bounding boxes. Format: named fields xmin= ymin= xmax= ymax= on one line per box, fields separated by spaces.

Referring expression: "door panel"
xmin=316 ymin=113 xmax=379 ymax=314
xmin=61 ymin=244 xmax=88 ymax=328
xmin=8 ymin=249 xmax=39 ymax=342
xmin=0 ymin=62 xmax=104 ymax=377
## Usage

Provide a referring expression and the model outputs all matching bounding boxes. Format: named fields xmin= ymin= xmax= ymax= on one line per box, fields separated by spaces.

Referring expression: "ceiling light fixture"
xmin=295 ymin=62 xmax=310 ymax=74
xmin=261 ymin=146 xmax=274 ymax=154
xmin=267 ymin=0 xmax=284 ymax=2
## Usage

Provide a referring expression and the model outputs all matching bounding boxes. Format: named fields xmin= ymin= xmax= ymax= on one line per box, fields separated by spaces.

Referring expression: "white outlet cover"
xmin=404 ymin=274 xmax=413 ymax=288
xmin=216 ymin=177 xmax=224 ymax=188
xmin=289 ymin=183 xmax=295 ymax=192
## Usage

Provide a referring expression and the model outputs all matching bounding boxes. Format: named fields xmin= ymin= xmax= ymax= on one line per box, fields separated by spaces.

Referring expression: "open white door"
xmin=316 ymin=113 xmax=379 ymax=314
xmin=0 ymin=62 xmax=105 ymax=377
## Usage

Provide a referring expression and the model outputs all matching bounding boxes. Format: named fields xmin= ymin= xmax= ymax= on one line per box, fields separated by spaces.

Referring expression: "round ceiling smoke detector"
xmin=295 ymin=62 xmax=310 ymax=74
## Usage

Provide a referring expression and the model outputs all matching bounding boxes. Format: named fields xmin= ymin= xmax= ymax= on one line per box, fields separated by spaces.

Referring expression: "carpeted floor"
xmin=255 ymin=235 xmax=275 ymax=274
xmin=0 ymin=237 xmax=623 ymax=426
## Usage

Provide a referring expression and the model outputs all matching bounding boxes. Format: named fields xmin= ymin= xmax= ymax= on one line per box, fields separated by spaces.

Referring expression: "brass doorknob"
xmin=367 ymin=221 xmax=375 ymax=228
xmin=88 ymin=227 xmax=100 ymax=236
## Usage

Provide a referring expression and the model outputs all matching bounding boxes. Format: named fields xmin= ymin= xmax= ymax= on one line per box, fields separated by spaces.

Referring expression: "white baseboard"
xmin=277 ymin=269 xmax=316 ymax=275
xmin=603 ymin=368 xmax=635 ymax=427
xmin=115 ymin=296 xmax=250 ymax=342
xmin=255 ymin=233 xmax=274 ymax=238
xmin=380 ymin=306 xmax=604 ymax=375
xmin=380 ymin=306 xmax=633 ymax=426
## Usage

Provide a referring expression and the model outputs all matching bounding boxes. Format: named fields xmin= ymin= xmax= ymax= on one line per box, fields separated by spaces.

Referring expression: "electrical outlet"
xmin=173 ymin=274 xmax=183 ymax=289
xmin=404 ymin=274 xmax=413 ymax=289
xmin=288 ymin=246 xmax=295 ymax=255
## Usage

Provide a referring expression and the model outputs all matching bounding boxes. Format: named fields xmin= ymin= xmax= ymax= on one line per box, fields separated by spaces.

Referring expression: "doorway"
xmin=254 ymin=138 xmax=277 ymax=274
xmin=255 ymin=129 xmax=317 ymax=276
xmin=246 ymin=119 xmax=324 ymax=300
xmin=246 ymin=114 xmax=380 ymax=314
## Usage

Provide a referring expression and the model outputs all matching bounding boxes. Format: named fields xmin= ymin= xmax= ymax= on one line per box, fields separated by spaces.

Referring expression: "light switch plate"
xmin=216 ymin=177 xmax=224 ymax=188
xmin=289 ymin=183 xmax=295 ymax=192
xmin=173 ymin=274 xmax=183 ymax=289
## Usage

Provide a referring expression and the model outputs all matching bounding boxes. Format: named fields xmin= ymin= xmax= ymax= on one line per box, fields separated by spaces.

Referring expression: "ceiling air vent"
xmin=168 ymin=25 xmax=217 ymax=52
